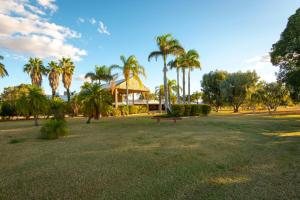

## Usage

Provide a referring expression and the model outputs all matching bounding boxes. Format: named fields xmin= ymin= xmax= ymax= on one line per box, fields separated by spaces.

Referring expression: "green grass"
xmin=0 ymin=114 xmax=299 ymax=200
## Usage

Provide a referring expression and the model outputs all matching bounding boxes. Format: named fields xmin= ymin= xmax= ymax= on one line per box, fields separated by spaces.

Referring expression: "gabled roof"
xmin=102 ymin=76 xmax=150 ymax=93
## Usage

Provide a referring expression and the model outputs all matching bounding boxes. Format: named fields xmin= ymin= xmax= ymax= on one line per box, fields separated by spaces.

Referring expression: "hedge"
xmin=171 ymin=104 xmax=211 ymax=117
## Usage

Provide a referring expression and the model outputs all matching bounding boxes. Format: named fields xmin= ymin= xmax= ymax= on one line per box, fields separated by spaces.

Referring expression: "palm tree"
xmin=48 ymin=61 xmax=62 ymax=98
xmin=0 ymin=55 xmax=8 ymax=78
xmin=85 ymin=65 xmax=117 ymax=85
xmin=23 ymin=58 xmax=48 ymax=86
xmin=27 ymin=85 xmax=48 ymax=126
xmin=111 ymin=55 xmax=146 ymax=105
xmin=78 ymin=83 xmax=102 ymax=123
xmin=155 ymin=85 xmax=164 ymax=112
xmin=148 ymin=34 xmax=184 ymax=112
xmin=167 ymin=79 xmax=179 ymax=105
xmin=60 ymin=58 xmax=75 ymax=102
xmin=185 ymin=50 xmax=201 ymax=104
xmin=191 ymin=91 xmax=202 ymax=104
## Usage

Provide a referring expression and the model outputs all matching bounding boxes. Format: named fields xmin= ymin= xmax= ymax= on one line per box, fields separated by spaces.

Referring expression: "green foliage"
xmin=40 ymin=120 xmax=68 ymax=140
xmin=101 ymin=105 xmax=114 ymax=117
xmin=112 ymin=108 xmax=121 ymax=117
xmin=201 ymin=70 xmax=228 ymax=111
xmin=49 ymin=97 xmax=65 ymax=120
xmin=270 ymin=8 xmax=300 ymax=102
xmin=201 ymin=104 xmax=212 ymax=116
xmin=171 ymin=104 xmax=185 ymax=117
xmin=9 ymin=138 xmax=25 ymax=144
xmin=184 ymin=105 xmax=192 ymax=116
xmin=129 ymin=105 xmax=138 ymax=114
xmin=0 ymin=101 xmax=16 ymax=118
xmin=119 ymin=105 xmax=129 ymax=115
xmin=191 ymin=104 xmax=202 ymax=116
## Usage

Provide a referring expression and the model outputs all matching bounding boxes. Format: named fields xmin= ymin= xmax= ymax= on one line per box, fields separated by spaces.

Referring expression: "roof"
xmin=102 ymin=76 xmax=150 ymax=93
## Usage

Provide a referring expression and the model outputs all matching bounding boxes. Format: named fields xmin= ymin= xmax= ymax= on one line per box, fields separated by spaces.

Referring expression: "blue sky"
xmin=0 ymin=0 xmax=299 ymax=94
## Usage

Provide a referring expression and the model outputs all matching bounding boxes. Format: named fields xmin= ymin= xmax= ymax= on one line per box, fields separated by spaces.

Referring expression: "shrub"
xmin=101 ymin=105 xmax=114 ymax=117
xmin=112 ymin=108 xmax=121 ymax=117
xmin=0 ymin=102 xmax=16 ymax=119
xmin=129 ymin=105 xmax=138 ymax=114
xmin=40 ymin=120 xmax=68 ymax=140
xmin=9 ymin=138 xmax=25 ymax=144
xmin=138 ymin=105 xmax=148 ymax=113
xmin=171 ymin=104 xmax=185 ymax=117
xmin=191 ymin=104 xmax=202 ymax=116
xmin=201 ymin=104 xmax=212 ymax=116
xmin=119 ymin=105 xmax=129 ymax=116
xmin=49 ymin=97 xmax=65 ymax=120
xmin=184 ymin=105 xmax=192 ymax=116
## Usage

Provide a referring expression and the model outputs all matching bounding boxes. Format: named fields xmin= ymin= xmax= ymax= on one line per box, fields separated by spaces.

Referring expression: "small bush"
xmin=191 ymin=105 xmax=201 ymax=116
xmin=101 ymin=105 xmax=114 ymax=117
xmin=40 ymin=120 xmax=68 ymax=140
xmin=138 ymin=105 xmax=148 ymax=113
xmin=171 ymin=104 xmax=185 ymax=117
xmin=49 ymin=97 xmax=65 ymax=120
xmin=119 ymin=105 xmax=129 ymax=116
xmin=129 ymin=105 xmax=138 ymax=114
xmin=112 ymin=108 xmax=121 ymax=117
xmin=184 ymin=105 xmax=192 ymax=116
xmin=201 ymin=104 xmax=211 ymax=116
xmin=9 ymin=138 xmax=25 ymax=144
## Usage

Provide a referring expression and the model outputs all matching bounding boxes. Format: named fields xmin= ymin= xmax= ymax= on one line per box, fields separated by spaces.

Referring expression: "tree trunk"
xmin=52 ymin=89 xmax=56 ymax=99
xmin=176 ymin=67 xmax=180 ymax=104
xmin=188 ymin=68 xmax=191 ymax=104
xmin=126 ymin=81 xmax=129 ymax=106
xmin=182 ymin=68 xmax=186 ymax=104
xmin=67 ymin=88 xmax=70 ymax=102
xmin=163 ymin=56 xmax=170 ymax=112
xmin=159 ymin=92 xmax=162 ymax=113
xmin=34 ymin=115 xmax=39 ymax=126
xmin=233 ymin=106 xmax=239 ymax=113
xmin=86 ymin=116 xmax=92 ymax=124
xmin=94 ymin=102 xmax=100 ymax=120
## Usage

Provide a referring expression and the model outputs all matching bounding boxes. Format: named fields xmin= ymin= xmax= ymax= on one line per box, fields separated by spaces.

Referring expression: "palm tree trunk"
xmin=163 ymin=56 xmax=170 ymax=112
xmin=159 ymin=92 xmax=162 ymax=113
xmin=188 ymin=68 xmax=191 ymax=104
xmin=52 ymin=89 xmax=56 ymax=99
xmin=126 ymin=81 xmax=129 ymax=106
xmin=67 ymin=88 xmax=70 ymax=102
xmin=182 ymin=68 xmax=186 ymax=104
xmin=176 ymin=67 xmax=180 ymax=104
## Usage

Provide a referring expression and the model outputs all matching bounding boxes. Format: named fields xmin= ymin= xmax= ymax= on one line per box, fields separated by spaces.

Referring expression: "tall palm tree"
xmin=167 ymin=79 xmax=179 ymax=105
xmin=0 ymin=55 xmax=8 ymax=78
xmin=111 ymin=55 xmax=146 ymax=105
xmin=60 ymin=58 xmax=75 ymax=102
xmin=48 ymin=61 xmax=62 ymax=99
xmin=23 ymin=58 xmax=48 ymax=86
xmin=85 ymin=65 xmax=117 ymax=85
xmin=148 ymin=34 xmax=184 ymax=112
xmin=185 ymin=50 xmax=201 ymax=104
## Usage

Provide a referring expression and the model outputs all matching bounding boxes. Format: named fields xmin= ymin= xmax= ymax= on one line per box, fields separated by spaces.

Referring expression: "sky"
xmin=0 ymin=0 xmax=300 ymax=95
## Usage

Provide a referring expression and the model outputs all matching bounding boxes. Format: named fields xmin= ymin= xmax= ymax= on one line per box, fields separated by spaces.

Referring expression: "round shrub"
xmin=184 ymin=105 xmax=192 ymax=116
xmin=40 ymin=120 xmax=68 ymax=140
xmin=171 ymin=104 xmax=185 ymax=117
xmin=129 ymin=105 xmax=138 ymax=114
xmin=49 ymin=97 xmax=65 ymax=120
xmin=101 ymin=105 xmax=114 ymax=117
xmin=112 ymin=108 xmax=121 ymax=117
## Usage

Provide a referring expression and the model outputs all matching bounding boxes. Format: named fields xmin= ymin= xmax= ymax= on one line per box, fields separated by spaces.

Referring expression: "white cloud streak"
xmin=97 ymin=21 xmax=110 ymax=35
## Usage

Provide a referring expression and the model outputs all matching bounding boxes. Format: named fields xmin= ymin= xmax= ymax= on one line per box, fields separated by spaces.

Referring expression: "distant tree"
xmin=270 ymin=8 xmax=300 ymax=101
xmin=201 ymin=70 xmax=228 ymax=112
xmin=85 ymin=65 xmax=117 ymax=85
xmin=257 ymin=82 xmax=290 ymax=113
xmin=140 ymin=92 xmax=156 ymax=111
xmin=148 ymin=34 xmax=184 ymax=112
xmin=221 ymin=71 xmax=259 ymax=112
xmin=48 ymin=61 xmax=62 ymax=99
xmin=0 ymin=55 xmax=8 ymax=78
xmin=70 ymin=93 xmax=80 ymax=117
xmin=23 ymin=58 xmax=48 ymax=86
xmin=60 ymin=58 xmax=75 ymax=102
xmin=111 ymin=55 xmax=145 ymax=105
xmin=191 ymin=91 xmax=202 ymax=104
xmin=155 ymin=85 xmax=164 ymax=112
xmin=167 ymin=79 xmax=178 ymax=105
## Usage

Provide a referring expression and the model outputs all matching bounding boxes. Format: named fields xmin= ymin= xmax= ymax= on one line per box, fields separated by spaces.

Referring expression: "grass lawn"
xmin=0 ymin=114 xmax=299 ymax=200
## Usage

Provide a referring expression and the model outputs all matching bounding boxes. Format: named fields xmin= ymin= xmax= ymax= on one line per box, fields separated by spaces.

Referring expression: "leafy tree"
xmin=167 ymin=79 xmax=179 ymax=105
xmin=0 ymin=101 xmax=16 ymax=119
xmin=148 ymin=34 xmax=184 ymax=112
xmin=70 ymin=93 xmax=80 ymax=116
xmin=0 ymin=55 xmax=8 ymax=78
xmin=23 ymin=58 xmax=48 ymax=86
xmin=201 ymin=70 xmax=228 ymax=112
xmin=270 ymin=8 xmax=300 ymax=101
xmin=155 ymin=85 xmax=164 ymax=112
xmin=85 ymin=65 xmax=117 ymax=85
xmin=78 ymin=83 xmax=102 ymax=123
xmin=48 ymin=61 xmax=62 ymax=98
xmin=221 ymin=71 xmax=259 ymax=113
xmin=60 ymin=57 xmax=75 ymax=102
xmin=257 ymin=82 xmax=290 ymax=113
xmin=111 ymin=55 xmax=145 ymax=105
xmin=191 ymin=91 xmax=202 ymax=104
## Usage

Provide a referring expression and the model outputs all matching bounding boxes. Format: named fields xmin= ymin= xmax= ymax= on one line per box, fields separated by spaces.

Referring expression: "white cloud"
xmin=89 ymin=18 xmax=96 ymax=25
xmin=97 ymin=21 xmax=110 ymax=35
xmin=78 ymin=17 xmax=85 ymax=23
xmin=75 ymin=74 xmax=91 ymax=82
xmin=243 ymin=53 xmax=277 ymax=83
xmin=36 ymin=0 xmax=58 ymax=13
xmin=0 ymin=0 xmax=86 ymax=61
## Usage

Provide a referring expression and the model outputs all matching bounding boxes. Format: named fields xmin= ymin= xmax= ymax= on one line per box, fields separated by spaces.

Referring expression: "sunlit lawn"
xmin=0 ymin=114 xmax=299 ymax=199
